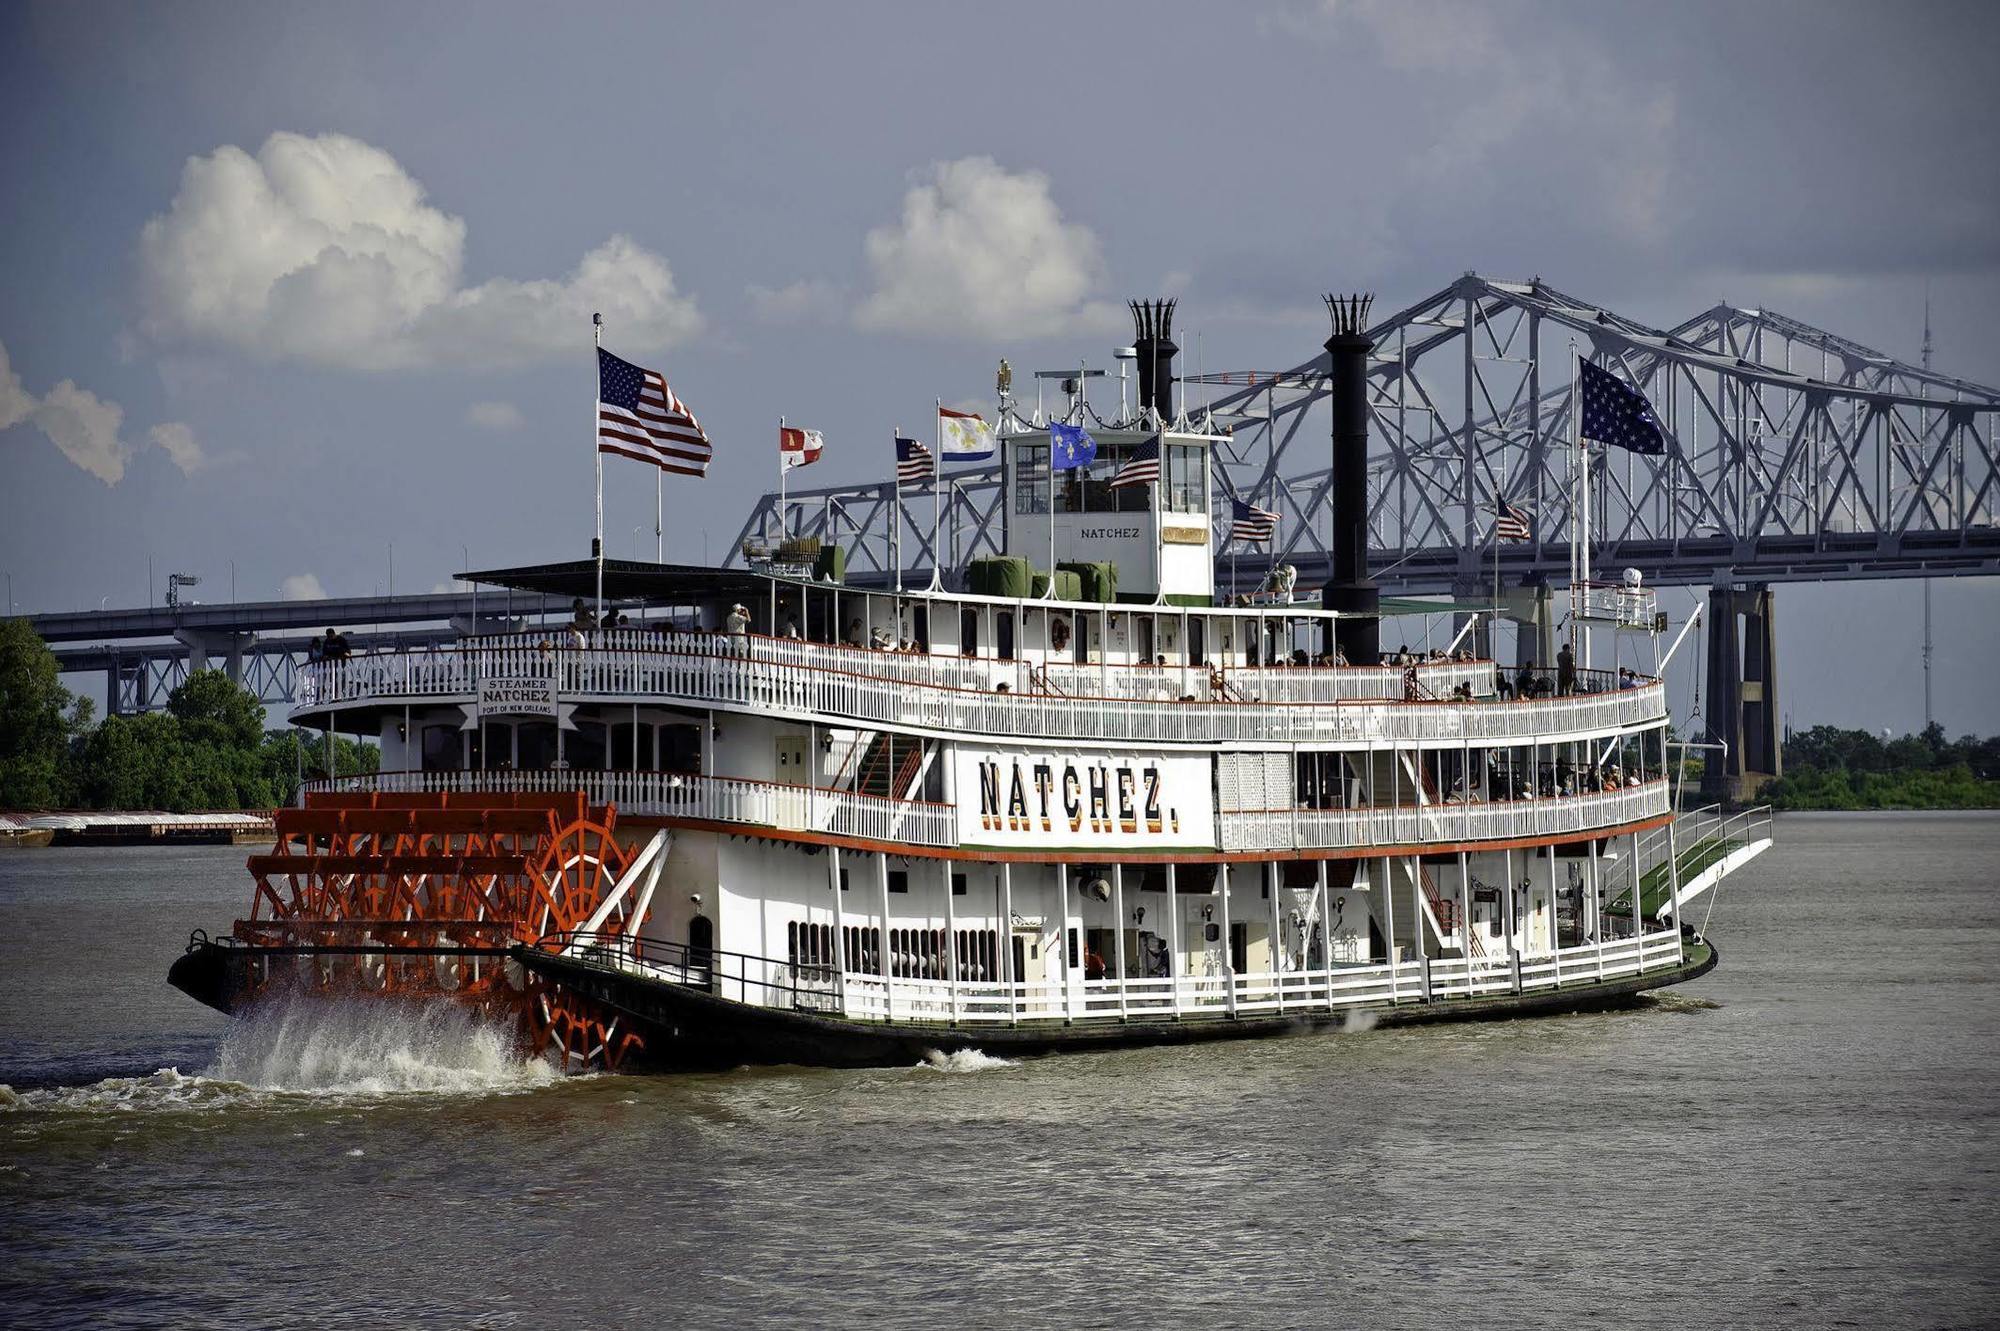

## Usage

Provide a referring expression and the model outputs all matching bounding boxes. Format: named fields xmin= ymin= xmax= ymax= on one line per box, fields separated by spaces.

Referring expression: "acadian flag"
xmin=939 ymin=407 xmax=996 ymax=460
xmin=779 ymin=425 xmax=824 ymax=470
xmin=1049 ymin=420 xmax=1097 ymax=471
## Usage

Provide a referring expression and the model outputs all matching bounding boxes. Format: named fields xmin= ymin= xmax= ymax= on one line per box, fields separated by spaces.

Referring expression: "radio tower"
xmin=1922 ymin=285 xmax=1934 ymax=732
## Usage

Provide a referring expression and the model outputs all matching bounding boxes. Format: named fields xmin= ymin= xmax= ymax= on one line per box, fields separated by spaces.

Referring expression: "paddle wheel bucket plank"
xmin=175 ymin=789 xmax=654 ymax=1071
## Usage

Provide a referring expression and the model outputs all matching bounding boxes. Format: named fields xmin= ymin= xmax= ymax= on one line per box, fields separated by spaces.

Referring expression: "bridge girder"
xmin=727 ymin=272 xmax=2000 ymax=595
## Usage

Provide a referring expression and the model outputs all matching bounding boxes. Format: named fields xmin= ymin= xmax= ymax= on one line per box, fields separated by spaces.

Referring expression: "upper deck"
xmin=295 ymin=624 xmax=1666 ymax=750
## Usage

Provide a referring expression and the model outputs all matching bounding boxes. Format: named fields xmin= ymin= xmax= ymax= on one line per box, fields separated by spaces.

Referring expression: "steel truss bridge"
xmin=724 ymin=272 xmax=1999 ymax=595
xmin=23 ymin=272 xmax=1997 ymax=794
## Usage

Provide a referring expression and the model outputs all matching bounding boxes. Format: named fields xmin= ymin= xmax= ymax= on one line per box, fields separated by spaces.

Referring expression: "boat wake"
xmin=917 ymin=1048 xmax=1017 ymax=1073
xmin=2 ymin=997 xmax=558 ymax=1113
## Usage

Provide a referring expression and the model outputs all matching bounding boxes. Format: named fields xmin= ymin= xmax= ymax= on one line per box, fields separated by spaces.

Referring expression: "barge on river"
xmin=170 ymin=296 xmax=1772 ymax=1069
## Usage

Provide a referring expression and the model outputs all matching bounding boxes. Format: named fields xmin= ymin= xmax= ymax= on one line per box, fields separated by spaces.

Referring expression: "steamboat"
xmin=169 ymin=296 xmax=1772 ymax=1070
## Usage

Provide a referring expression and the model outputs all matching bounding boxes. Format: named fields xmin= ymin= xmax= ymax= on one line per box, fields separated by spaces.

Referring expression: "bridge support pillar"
xmin=1703 ymin=582 xmax=1781 ymax=803
xmin=173 ymin=629 xmax=258 ymax=684
xmin=1491 ymin=579 xmax=1556 ymax=671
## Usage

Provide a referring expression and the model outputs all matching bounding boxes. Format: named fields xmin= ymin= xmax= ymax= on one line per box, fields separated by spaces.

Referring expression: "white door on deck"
xmin=774 ymin=736 xmax=808 ymax=830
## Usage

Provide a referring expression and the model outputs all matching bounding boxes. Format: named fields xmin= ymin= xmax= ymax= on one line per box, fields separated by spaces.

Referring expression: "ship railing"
xmin=298 ymin=630 xmax=1527 ymax=710
xmin=296 ymin=634 xmax=1665 ymax=747
xmin=542 ymin=930 xmax=844 ymax=1014
xmin=1219 ymin=779 xmax=1671 ymax=851
xmin=814 ymin=926 xmax=1688 ymax=1024
xmin=305 ymin=768 xmax=960 ymax=848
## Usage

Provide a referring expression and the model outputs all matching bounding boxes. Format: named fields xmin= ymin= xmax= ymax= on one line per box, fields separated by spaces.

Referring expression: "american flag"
xmin=895 ymin=437 xmax=933 ymax=492
xmin=1108 ymin=435 xmax=1161 ymax=489
xmin=1493 ymin=497 xmax=1532 ymax=542
xmin=1230 ymin=497 xmax=1278 ymax=543
xmin=597 ymin=347 xmax=711 ymax=476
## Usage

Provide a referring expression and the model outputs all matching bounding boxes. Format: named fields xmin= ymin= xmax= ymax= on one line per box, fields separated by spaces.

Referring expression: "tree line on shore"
xmin=1764 ymin=723 xmax=2000 ymax=810
xmin=0 ymin=620 xmax=376 ymax=812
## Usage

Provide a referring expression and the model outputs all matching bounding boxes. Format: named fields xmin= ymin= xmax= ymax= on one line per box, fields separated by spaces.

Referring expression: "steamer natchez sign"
xmin=955 ymin=746 xmax=1216 ymax=850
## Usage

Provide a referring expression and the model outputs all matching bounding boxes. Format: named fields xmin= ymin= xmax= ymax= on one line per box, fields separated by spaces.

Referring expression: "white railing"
xmin=1218 ymin=779 xmax=1672 ymax=851
xmin=629 ymin=926 xmax=1691 ymax=1025
xmin=298 ymin=631 xmax=1664 ymax=749
xmin=306 ymin=768 xmax=959 ymax=848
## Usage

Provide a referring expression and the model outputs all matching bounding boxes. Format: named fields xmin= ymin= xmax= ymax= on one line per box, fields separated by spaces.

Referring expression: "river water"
xmin=2 ymin=814 xmax=1994 ymax=1329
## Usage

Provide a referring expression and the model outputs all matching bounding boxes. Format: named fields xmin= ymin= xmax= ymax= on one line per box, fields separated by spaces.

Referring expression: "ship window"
xmin=567 ymin=722 xmax=607 ymax=772
xmin=839 ymin=868 xmax=849 ymax=892
xmin=517 ymin=723 xmax=558 ymax=771
xmin=954 ymin=929 xmax=997 ymax=982
xmin=421 ymin=725 xmax=460 ymax=772
xmin=996 ymin=611 xmax=1015 ymax=661
xmin=960 ymin=608 xmax=979 ymax=657
xmin=887 ymin=871 xmax=909 ymax=894
xmin=610 ymin=722 xmax=653 ymax=771
xmin=787 ymin=921 xmax=836 ymax=969
xmin=887 ymin=927 xmax=947 ymax=978
xmin=951 ymin=873 xmax=967 ymax=896
xmin=842 ymin=925 xmax=880 ymax=973
xmin=1164 ymin=443 xmax=1206 ymax=514
xmin=1014 ymin=444 xmax=1050 ymax=515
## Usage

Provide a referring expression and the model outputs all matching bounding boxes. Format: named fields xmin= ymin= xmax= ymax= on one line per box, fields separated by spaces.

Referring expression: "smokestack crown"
xmin=1130 ymin=298 xmax=1179 ymax=422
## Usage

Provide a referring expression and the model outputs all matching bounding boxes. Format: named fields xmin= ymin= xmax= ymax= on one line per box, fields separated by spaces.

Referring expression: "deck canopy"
xmin=461 ymin=559 xmax=768 ymax=604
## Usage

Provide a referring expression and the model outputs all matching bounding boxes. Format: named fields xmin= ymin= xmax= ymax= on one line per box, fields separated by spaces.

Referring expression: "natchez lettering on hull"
xmin=960 ymin=746 xmax=1212 ymax=849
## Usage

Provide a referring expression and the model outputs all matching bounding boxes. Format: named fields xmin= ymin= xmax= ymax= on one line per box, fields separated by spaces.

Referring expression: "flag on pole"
xmin=1230 ymin=497 xmax=1278 ymax=543
xmin=1578 ymin=361 xmax=1666 ymax=454
xmin=1049 ymin=420 xmax=1097 ymax=470
xmin=939 ymin=408 xmax=996 ymax=460
xmin=597 ymin=348 xmax=711 ymax=476
xmin=779 ymin=425 xmax=824 ymax=470
xmin=1492 ymin=497 xmax=1532 ymax=542
xmin=1108 ymin=435 xmax=1161 ymax=489
xmin=896 ymin=437 xmax=934 ymax=492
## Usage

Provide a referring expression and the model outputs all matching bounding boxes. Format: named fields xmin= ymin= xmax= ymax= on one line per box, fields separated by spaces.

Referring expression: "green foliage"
xmin=1768 ymin=723 xmax=2000 ymax=811
xmin=1 ymin=625 xmax=381 ymax=813
xmin=0 ymin=619 xmax=81 ymax=808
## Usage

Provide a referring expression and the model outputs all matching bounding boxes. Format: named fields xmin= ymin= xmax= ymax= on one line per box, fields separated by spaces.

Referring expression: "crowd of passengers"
xmin=325 ymin=596 xmax=1650 ymax=706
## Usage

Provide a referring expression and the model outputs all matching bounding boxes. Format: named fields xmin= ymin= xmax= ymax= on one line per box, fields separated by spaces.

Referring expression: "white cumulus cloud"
xmin=465 ymin=400 xmax=525 ymax=430
xmin=0 ymin=340 xmax=33 ymax=431
xmin=139 ymin=132 xmax=704 ymax=370
xmin=34 ymin=381 xmax=132 ymax=485
xmin=855 ymin=157 xmax=1121 ymax=340
xmin=280 ymin=573 xmax=328 ymax=601
xmin=148 ymin=421 xmax=208 ymax=474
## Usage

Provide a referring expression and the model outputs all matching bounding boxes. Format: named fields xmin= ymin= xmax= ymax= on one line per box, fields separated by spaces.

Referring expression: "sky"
xmin=2 ymin=0 xmax=1997 ymax=737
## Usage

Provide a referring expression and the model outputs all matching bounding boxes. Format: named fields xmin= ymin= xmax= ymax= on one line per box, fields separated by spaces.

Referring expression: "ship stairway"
xmin=1406 ymin=859 xmax=1483 ymax=959
xmin=1610 ymin=804 xmax=1775 ymax=924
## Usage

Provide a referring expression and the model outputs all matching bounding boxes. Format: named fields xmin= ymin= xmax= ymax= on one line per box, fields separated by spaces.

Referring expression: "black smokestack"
xmin=1130 ymin=299 xmax=1178 ymax=422
xmin=1322 ymin=292 xmax=1379 ymax=666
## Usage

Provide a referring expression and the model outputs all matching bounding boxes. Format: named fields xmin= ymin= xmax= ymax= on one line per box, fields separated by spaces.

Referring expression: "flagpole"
xmin=593 ymin=313 xmax=605 ymax=624
xmin=1569 ymin=340 xmax=1583 ymax=665
xmin=930 ymin=399 xmax=944 ymax=590
xmin=778 ymin=415 xmax=788 ymax=544
xmin=892 ymin=426 xmax=904 ymax=593
xmin=655 ymin=466 xmax=663 ymax=564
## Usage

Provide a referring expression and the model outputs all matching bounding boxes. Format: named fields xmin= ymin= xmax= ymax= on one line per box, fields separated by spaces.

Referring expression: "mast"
xmin=593 ymin=313 xmax=604 ymax=621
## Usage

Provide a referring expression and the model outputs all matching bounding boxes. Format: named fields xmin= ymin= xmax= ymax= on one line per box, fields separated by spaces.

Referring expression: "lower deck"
xmin=525 ymin=927 xmax=1713 ymax=1067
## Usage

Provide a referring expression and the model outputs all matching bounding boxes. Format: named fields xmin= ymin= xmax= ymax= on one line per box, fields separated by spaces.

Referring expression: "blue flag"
xmin=1049 ymin=420 xmax=1098 ymax=470
xmin=1578 ymin=361 xmax=1666 ymax=455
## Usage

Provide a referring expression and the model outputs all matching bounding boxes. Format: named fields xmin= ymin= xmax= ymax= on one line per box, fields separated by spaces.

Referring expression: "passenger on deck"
xmin=570 ymin=598 xmax=596 ymax=632
xmin=724 ymin=603 xmax=752 ymax=656
xmin=1557 ymin=643 xmax=1576 ymax=695
xmin=845 ymin=618 xmax=866 ymax=647
xmin=781 ymin=614 xmax=801 ymax=639
xmin=1494 ymin=667 xmax=1513 ymax=700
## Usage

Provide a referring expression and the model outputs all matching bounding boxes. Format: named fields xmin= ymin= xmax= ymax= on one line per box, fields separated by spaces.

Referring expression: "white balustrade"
xmin=297 ymin=630 xmax=1664 ymax=749
xmin=307 ymin=768 xmax=959 ymax=848
xmin=584 ymin=926 xmax=1690 ymax=1025
xmin=1219 ymin=779 xmax=1672 ymax=851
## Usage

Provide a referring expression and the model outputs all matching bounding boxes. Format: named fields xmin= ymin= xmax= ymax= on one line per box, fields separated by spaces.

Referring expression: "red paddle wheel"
xmin=228 ymin=790 xmax=650 ymax=1071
